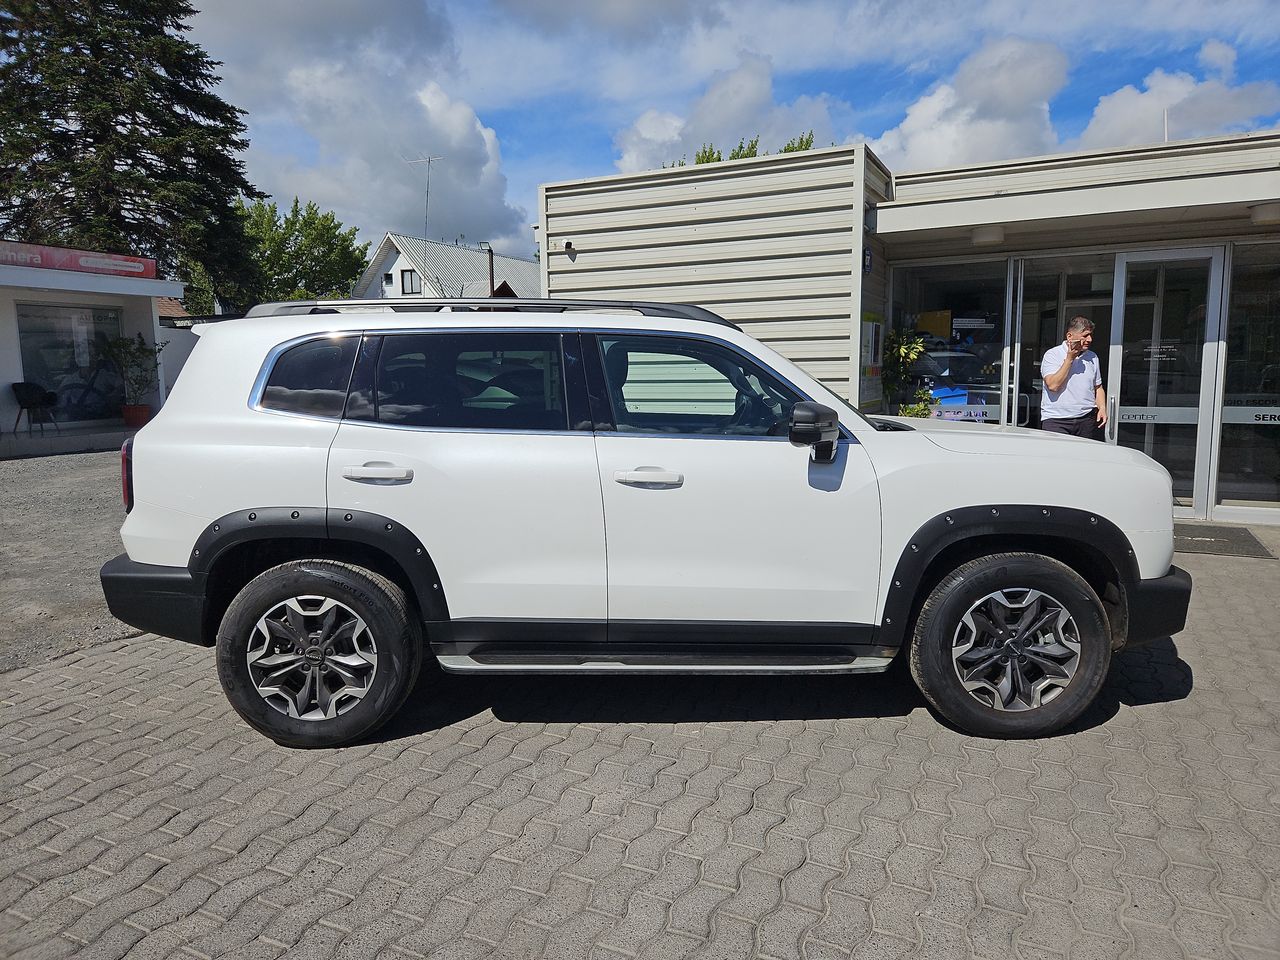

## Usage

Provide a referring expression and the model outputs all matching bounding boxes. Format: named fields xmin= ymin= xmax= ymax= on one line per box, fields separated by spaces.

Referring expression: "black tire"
xmin=216 ymin=560 xmax=422 ymax=748
xmin=908 ymin=552 xmax=1110 ymax=738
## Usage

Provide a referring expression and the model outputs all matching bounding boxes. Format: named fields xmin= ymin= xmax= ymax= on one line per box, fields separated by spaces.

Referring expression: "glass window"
xmin=354 ymin=332 xmax=567 ymax=431
xmin=890 ymin=261 xmax=1007 ymax=422
xmin=260 ymin=337 xmax=359 ymax=418
xmin=1217 ymin=244 xmax=1280 ymax=508
xmin=16 ymin=303 xmax=124 ymax=422
xmin=401 ymin=269 xmax=421 ymax=295
xmin=598 ymin=335 xmax=801 ymax=436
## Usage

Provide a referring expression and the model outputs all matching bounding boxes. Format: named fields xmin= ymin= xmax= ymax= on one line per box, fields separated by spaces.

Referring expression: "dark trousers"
xmin=1041 ymin=409 xmax=1102 ymax=440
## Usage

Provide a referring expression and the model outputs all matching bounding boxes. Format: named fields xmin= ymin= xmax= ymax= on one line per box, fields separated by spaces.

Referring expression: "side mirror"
xmin=789 ymin=401 xmax=840 ymax=463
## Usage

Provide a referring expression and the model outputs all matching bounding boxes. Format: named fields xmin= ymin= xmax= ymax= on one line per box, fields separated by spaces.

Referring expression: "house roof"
xmin=357 ymin=233 xmax=540 ymax=299
xmin=155 ymin=297 xmax=189 ymax=318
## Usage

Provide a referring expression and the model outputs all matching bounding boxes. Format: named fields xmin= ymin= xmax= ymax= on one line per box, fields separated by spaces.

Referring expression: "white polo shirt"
xmin=1041 ymin=344 xmax=1102 ymax=420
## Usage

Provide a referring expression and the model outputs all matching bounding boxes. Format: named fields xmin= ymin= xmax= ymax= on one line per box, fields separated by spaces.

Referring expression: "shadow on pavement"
xmin=372 ymin=636 xmax=1193 ymax=744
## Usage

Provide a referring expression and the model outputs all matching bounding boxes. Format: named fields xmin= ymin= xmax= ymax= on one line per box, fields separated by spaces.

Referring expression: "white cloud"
xmin=1198 ymin=39 xmax=1237 ymax=81
xmin=613 ymin=54 xmax=848 ymax=172
xmin=1075 ymin=51 xmax=1280 ymax=150
xmin=189 ymin=2 xmax=532 ymax=256
xmin=869 ymin=38 xmax=1067 ymax=171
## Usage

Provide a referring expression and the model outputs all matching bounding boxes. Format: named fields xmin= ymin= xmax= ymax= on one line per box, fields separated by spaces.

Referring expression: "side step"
xmin=435 ymin=654 xmax=895 ymax=676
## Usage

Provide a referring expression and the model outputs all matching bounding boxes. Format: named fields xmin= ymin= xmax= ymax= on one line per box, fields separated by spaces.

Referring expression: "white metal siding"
xmin=543 ymin=146 xmax=868 ymax=397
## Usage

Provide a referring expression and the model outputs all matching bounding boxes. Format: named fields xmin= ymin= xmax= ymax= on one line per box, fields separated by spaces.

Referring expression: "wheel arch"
xmin=879 ymin=505 xmax=1139 ymax=655
xmin=190 ymin=507 xmax=449 ymax=646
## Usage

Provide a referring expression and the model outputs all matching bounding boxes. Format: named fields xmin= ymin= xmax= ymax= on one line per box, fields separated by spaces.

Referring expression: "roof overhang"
xmin=0 ymin=263 xmax=184 ymax=299
xmin=874 ymin=131 xmax=1280 ymax=259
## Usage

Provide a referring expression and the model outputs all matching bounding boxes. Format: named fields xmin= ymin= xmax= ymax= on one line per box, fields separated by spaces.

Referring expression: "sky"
xmin=188 ymin=1 xmax=1280 ymax=260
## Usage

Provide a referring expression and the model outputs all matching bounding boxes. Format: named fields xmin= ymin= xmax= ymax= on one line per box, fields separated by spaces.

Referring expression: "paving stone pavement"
xmin=2 ymin=547 xmax=1279 ymax=960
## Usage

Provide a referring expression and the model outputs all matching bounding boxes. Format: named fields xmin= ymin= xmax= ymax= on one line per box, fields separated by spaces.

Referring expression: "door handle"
xmin=1107 ymin=397 xmax=1118 ymax=441
xmin=343 ymin=463 xmax=414 ymax=484
xmin=614 ymin=468 xmax=684 ymax=487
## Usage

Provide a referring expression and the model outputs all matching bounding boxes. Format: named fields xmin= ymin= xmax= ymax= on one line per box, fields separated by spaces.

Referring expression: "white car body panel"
xmin=326 ymin=424 xmax=606 ymax=622
xmin=594 ymin=434 xmax=881 ymax=623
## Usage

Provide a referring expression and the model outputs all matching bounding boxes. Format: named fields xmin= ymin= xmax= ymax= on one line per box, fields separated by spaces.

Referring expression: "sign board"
xmin=0 ymin=241 xmax=157 ymax=279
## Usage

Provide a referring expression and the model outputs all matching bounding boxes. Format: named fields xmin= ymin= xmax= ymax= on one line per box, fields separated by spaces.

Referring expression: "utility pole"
xmin=404 ymin=154 xmax=443 ymax=237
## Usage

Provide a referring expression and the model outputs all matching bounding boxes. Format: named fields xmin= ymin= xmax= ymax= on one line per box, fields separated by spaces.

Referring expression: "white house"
xmin=353 ymin=233 xmax=539 ymax=300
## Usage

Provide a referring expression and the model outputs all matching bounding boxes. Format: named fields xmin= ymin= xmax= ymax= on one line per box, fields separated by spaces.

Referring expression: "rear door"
xmin=326 ymin=329 xmax=606 ymax=635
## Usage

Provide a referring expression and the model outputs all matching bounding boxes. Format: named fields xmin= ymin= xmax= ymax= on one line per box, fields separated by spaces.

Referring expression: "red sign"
xmin=0 ymin=241 xmax=157 ymax=279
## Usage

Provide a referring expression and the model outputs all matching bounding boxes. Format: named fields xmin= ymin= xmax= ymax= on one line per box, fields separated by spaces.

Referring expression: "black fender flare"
xmin=877 ymin=504 xmax=1139 ymax=652
xmin=188 ymin=506 xmax=450 ymax=623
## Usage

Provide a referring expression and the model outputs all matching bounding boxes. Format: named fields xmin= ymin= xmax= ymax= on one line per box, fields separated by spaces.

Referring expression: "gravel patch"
xmin=0 ymin=450 xmax=135 ymax=672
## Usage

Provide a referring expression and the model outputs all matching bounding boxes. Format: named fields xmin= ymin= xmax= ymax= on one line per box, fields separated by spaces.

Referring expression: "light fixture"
xmin=971 ymin=225 xmax=1005 ymax=246
xmin=1250 ymin=202 xmax=1280 ymax=226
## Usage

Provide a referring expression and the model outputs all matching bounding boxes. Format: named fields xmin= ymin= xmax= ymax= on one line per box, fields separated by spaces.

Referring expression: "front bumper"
xmin=1125 ymin=565 xmax=1193 ymax=647
xmin=100 ymin=554 xmax=209 ymax=646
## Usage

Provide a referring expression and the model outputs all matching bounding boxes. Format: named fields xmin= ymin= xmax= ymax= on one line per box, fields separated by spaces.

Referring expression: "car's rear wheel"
xmin=216 ymin=560 xmax=421 ymax=748
xmin=909 ymin=552 xmax=1110 ymax=738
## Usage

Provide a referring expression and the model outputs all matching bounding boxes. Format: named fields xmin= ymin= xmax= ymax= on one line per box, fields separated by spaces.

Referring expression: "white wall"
xmin=358 ymin=248 xmax=440 ymax=298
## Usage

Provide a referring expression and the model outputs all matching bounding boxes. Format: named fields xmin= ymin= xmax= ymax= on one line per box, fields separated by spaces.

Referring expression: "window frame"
xmin=249 ymin=333 xmax=362 ymax=422
xmin=400 ymin=269 xmax=422 ymax=295
xmin=582 ymin=330 xmax=835 ymax=441
xmin=341 ymin=328 xmax=582 ymax=435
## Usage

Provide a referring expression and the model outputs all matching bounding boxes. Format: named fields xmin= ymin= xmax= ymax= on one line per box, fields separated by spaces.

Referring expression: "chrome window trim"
xmin=585 ymin=327 xmax=858 ymax=443
xmin=247 ymin=326 xmax=856 ymax=443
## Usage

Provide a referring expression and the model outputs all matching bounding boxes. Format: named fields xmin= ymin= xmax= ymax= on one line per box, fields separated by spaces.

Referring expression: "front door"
xmin=1106 ymin=249 xmax=1224 ymax=517
xmin=587 ymin=332 xmax=882 ymax=637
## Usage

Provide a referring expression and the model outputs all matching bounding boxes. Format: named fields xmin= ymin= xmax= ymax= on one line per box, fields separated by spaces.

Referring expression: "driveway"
xmin=0 ymin=451 xmax=132 ymax=673
xmin=2 ymin=537 xmax=1278 ymax=959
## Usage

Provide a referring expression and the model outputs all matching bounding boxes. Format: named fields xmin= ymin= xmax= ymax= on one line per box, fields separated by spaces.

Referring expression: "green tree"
xmin=0 ymin=0 xmax=259 ymax=302
xmin=781 ymin=130 xmax=815 ymax=153
xmin=694 ymin=143 xmax=722 ymax=164
xmin=184 ymin=198 xmax=370 ymax=310
xmin=727 ymin=135 xmax=760 ymax=160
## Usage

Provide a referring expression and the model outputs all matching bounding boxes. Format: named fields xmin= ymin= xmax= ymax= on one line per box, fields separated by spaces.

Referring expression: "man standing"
xmin=1040 ymin=316 xmax=1107 ymax=439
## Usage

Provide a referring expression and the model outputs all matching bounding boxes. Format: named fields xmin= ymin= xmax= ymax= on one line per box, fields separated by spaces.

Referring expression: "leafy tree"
xmin=0 ymin=0 xmax=259 ymax=302
xmin=781 ymin=130 xmax=815 ymax=153
xmin=694 ymin=143 xmax=722 ymax=164
xmin=184 ymin=198 xmax=370 ymax=310
xmin=727 ymin=135 xmax=760 ymax=160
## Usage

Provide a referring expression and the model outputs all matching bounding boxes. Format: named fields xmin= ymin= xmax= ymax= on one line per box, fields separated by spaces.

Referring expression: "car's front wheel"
xmin=216 ymin=560 xmax=421 ymax=748
xmin=908 ymin=552 xmax=1110 ymax=738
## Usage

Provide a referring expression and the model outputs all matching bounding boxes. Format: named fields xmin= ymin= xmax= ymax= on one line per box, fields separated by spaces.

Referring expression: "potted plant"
xmin=881 ymin=328 xmax=937 ymax=418
xmin=95 ymin=333 xmax=167 ymax=427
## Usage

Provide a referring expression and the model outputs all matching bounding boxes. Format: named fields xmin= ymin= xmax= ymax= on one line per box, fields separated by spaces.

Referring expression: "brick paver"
xmin=2 ymin=547 xmax=1278 ymax=959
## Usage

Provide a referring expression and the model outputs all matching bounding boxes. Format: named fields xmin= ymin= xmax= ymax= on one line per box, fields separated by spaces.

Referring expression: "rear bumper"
xmin=1125 ymin=565 xmax=1193 ymax=647
xmin=100 ymin=554 xmax=209 ymax=646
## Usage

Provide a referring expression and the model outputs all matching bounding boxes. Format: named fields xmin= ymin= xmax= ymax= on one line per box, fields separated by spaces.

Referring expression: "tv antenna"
xmin=403 ymin=154 xmax=444 ymax=237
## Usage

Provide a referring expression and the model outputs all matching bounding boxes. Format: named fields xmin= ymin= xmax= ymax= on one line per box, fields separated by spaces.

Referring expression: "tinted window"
xmin=353 ymin=332 xmax=567 ymax=431
xmin=598 ymin=335 xmax=801 ymax=436
xmin=260 ymin=337 xmax=358 ymax=418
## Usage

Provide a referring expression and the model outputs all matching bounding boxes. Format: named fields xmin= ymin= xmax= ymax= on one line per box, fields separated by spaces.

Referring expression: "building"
xmin=353 ymin=233 xmax=539 ymax=300
xmin=0 ymin=241 xmax=183 ymax=454
xmin=539 ymin=131 xmax=1280 ymax=524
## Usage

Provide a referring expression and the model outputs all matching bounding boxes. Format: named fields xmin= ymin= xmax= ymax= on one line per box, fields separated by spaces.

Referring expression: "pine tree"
xmin=0 ymin=0 xmax=260 ymax=302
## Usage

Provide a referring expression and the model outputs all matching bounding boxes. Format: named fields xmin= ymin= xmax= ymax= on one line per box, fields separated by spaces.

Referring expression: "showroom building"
xmin=539 ymin=131 xmax=1280 ymax=523
xmin=0 ymin=241 xmax=183 ymax=455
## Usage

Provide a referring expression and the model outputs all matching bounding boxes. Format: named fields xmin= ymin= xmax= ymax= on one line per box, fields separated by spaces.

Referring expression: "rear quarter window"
xmin=259 ymin=337 xmax=359 ymax=418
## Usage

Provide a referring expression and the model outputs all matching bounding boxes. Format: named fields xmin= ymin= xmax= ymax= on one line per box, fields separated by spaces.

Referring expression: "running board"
xmin=435 ymin=654 xmax=895 ymax=676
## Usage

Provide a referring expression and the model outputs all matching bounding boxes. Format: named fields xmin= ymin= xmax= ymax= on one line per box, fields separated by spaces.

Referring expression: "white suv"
xmin=101 ymin=298 xmax=1191 ymax=747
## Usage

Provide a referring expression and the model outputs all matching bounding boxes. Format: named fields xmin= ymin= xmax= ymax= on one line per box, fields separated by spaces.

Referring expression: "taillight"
xmin=121 ymin=438 xmax=134 ymax=513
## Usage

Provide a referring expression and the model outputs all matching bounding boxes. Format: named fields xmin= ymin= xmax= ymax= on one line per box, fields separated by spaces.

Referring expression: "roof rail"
xmin=240 ymin=297 xmax=740 ymax=330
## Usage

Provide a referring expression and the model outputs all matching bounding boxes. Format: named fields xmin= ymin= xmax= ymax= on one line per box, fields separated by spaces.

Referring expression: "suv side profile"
xmin=101 ymin=298 xmax=1192 ymax=747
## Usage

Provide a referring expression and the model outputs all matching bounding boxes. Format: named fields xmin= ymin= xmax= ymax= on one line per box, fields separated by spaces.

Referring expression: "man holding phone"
xmin=1040 ymin=316 xmax=1106 ymax=439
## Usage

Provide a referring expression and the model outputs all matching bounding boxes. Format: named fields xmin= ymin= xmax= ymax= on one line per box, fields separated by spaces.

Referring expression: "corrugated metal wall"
xmin=542 ymin=145 xmax=879 ymax=399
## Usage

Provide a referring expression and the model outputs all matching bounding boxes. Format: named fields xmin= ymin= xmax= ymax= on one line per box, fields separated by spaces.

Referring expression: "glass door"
xmin=1106 ymin=249 xmax=1224 ymax=517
